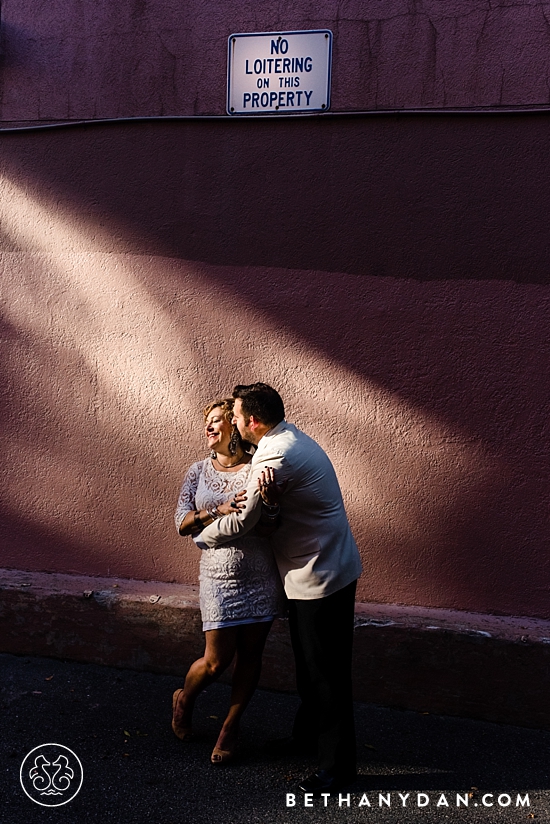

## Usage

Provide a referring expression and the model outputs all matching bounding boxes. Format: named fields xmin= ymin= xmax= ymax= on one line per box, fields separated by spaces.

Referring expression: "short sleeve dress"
xmin=174 ymin=458 xmax=283 ymax=631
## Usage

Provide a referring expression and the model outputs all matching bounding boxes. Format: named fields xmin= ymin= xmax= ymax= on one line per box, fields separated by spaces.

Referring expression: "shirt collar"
xmin=258 ymin=419 xmax=286 ymax=444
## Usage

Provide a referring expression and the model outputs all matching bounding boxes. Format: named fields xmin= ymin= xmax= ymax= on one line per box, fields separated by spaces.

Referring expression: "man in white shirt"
xmin=198 ymin=383 xmax=362 ymax=794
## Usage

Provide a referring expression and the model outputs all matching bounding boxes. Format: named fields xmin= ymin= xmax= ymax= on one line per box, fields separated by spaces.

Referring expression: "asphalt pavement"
xmin=1 ymin=652 xmax=549 ymax=823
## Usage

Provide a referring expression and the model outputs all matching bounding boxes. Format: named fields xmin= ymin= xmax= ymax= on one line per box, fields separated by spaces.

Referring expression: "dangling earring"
xmin=210 ymin=449 xmax=216 ymax=459
xmin=229 ymin=428 xmax=240 ymax=456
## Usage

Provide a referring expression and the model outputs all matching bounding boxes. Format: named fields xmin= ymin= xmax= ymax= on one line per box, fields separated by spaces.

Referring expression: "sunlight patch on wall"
xmin=0 ymin=175 xmax=508 ymax=608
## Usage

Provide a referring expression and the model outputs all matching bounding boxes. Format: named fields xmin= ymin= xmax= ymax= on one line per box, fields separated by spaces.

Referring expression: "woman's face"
xmin=204 ymin=406 xmax=233 ymax=452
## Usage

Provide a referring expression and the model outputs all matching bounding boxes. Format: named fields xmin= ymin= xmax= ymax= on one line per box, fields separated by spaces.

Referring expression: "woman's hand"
xmin=215 ymin=489 xmax=247 ymax=516
xmin=258 ymin=466 xmax=285 ymax=506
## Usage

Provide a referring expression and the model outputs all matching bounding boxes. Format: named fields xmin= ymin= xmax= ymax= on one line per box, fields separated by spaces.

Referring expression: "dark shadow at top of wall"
xmin=0 ymin=113 xmax=549 ymax=284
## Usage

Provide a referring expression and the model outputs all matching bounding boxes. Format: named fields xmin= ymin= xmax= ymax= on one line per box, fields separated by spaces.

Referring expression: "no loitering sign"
xmin=227 ymin=30 xmax=332 ymax=115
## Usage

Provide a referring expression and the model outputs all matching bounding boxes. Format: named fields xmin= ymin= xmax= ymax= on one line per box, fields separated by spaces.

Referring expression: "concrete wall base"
xmin=1 ymin=568 xmax=549 ymax=729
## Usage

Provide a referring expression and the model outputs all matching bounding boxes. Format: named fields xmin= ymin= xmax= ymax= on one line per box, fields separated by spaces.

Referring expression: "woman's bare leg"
xmin=173 ymin=627 xmax=238 ymax=735
xmin=214 ymin=621 xmax=273 ymax=752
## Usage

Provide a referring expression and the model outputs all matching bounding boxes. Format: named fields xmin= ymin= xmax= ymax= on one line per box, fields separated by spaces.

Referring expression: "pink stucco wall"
xmin=0 ymin=0 xmax=549 ymax=619
xmin=3 ymin=0 xmax=550 ymax=123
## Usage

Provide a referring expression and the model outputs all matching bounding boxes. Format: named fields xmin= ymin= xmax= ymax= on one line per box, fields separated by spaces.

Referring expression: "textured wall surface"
xmin=0 ymin=118 xmax=549 ymax=617
xmin=0 ymin=0 xmax=549 ymax=622
xmin=2 ymin=0 xmax=550 ymax=123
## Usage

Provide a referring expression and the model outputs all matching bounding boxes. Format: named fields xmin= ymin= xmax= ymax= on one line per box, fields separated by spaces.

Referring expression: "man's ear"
xmin=248 ymin=414 xmax=261 ymax=432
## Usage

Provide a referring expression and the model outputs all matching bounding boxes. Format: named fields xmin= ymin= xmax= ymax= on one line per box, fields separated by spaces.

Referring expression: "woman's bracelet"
xmin=191 ymin=509 xmax=222 ymax=531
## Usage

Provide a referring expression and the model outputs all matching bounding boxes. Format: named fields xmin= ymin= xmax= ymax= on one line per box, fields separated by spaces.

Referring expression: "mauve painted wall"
xmin=0 ymin=1 xmax=549 ymax=618
xmin=3 ymin=0 xmax=550 ymax=121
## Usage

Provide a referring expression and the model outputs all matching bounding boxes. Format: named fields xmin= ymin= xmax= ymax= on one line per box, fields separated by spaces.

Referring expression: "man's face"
xmin=232 ymin=398 xmax=256 ymax=443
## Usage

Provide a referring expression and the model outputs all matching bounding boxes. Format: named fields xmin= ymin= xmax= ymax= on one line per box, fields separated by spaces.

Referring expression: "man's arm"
xmin=198 ymin=451 xmax=288 ymax=548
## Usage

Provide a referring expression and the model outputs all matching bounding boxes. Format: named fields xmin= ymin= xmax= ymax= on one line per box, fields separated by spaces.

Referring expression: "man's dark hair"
xmin=232 ymin=383 xmax=285 ymax=426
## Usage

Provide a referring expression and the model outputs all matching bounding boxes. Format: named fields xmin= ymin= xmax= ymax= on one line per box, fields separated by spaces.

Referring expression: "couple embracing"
xmin=174 ymin=382 xmax=362 ymax=795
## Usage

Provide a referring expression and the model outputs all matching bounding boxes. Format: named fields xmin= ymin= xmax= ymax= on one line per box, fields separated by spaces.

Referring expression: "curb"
xmin=2 ymin=568 xmax=550 ymax=728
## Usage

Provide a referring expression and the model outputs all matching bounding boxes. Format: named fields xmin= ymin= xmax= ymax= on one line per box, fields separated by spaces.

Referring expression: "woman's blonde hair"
xmin=202 ymin=398 xmax=234 ymax=422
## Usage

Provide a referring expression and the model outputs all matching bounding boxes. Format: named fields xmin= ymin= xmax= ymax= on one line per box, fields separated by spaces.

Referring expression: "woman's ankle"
xmin=174 ymin=692 xmax=193 ymax=726
xmin=216 ymin=722 xmax=240 ymax=749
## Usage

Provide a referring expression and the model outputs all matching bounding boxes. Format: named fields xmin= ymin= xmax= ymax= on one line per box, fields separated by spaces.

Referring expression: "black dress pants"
xmin=287 ymin=579 xmax=357 ymax=776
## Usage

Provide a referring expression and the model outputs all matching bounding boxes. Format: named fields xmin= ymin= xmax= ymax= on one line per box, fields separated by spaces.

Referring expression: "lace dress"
xmin=175 ymin=458 xmax=282 ymax=631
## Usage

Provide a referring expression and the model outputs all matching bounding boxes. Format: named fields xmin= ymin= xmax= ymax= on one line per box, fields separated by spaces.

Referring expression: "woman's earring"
xmin=229 ymin=428 xmax=239 ymax=455
xmin=210 ymin=449 xmax=216 ymax=459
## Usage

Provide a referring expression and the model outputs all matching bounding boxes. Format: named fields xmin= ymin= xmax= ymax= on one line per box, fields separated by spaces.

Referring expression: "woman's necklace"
xmin=213 ymin=453 xmax=245 ymax=469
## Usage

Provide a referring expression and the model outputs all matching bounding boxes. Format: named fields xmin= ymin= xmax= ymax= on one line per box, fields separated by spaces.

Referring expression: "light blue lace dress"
xmin=175 ymin=458 xmax=282 ymax=631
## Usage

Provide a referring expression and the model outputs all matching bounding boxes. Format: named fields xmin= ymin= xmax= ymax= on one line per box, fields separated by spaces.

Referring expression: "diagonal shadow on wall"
xmin=0 ymin=117 xmax=548 ymax=616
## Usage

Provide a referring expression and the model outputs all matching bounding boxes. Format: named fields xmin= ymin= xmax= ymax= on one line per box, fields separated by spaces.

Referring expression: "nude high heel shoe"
xmin=210 ymin=746 xmax=236 ymax=765
xmin=171 ymin=689 xmax=194 ymax=741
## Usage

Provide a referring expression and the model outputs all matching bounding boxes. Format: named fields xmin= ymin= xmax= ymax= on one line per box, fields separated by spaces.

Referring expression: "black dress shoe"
xmin=298 ymin=769 xmax=357 ymax=797
xmin=265 ymin=737 xmax=317 ymax=757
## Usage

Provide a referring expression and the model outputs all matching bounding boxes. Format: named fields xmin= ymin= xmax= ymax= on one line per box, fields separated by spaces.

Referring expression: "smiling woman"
xmin=172 ymin=397 xmax=283 ymax=764
xmin=204 ymin=399 xmax=243 ymax=472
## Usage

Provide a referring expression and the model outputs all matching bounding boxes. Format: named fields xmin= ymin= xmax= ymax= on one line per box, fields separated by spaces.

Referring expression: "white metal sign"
xmin=227 ymin=30 xmax=332 ymax=115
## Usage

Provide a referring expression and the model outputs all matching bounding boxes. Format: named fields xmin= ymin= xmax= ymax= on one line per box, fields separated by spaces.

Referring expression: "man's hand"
xmin=258 ymin=467 xmax=288 ymax=506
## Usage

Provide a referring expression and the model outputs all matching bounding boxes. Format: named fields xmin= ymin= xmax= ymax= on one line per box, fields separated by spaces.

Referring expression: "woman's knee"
xmin=203 ymin=628 xmax=237 ymax=676
xmin=203 ymin=654 xmax=231 ymax=678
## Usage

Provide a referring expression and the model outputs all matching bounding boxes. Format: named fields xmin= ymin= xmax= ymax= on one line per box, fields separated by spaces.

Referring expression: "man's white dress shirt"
xmin=198 ymin=420 xmax=362 ymax=600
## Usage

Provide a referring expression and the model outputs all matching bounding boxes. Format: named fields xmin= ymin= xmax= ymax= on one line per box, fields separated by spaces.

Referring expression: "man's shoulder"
xmin=271 ymin=420 xmax=299 ymax=440
xmin=262 ymin=421 xmax=328 ymax=460
xmin=263 ymin=421 xmax=306 ymax=448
